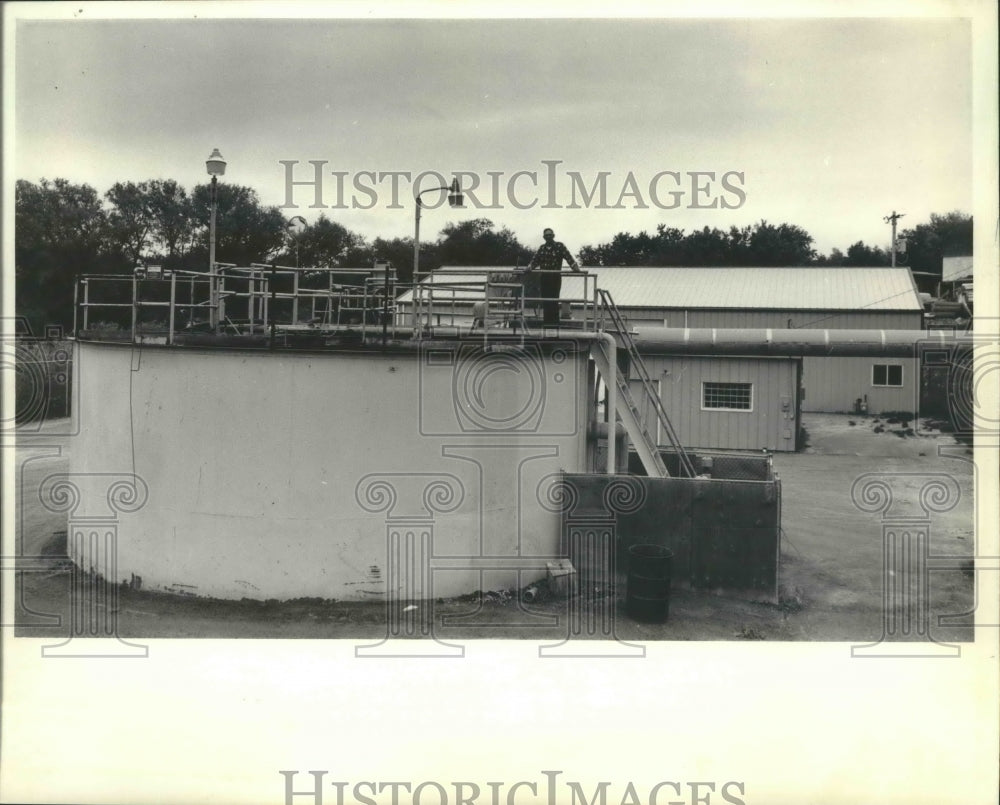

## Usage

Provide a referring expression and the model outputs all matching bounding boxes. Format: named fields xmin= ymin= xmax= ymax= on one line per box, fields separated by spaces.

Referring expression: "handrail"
xmin=75 ymin=266 xmax=602 ymax=347
xmin=407 ymin=267 xmax=598 ymax=340
xmin=597 ymin=288 xmax=696 ymax=477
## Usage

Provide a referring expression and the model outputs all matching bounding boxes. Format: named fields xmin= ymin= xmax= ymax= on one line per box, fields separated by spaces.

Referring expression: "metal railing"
xmin=404 ymin=267 xmax=600 ymax=341
xmin=597 ymin=288 xmax=697 ymax=477
xmin=74 ymin=264 xmax=605 ymax=345
xmin=74 ymin=264 xmax=400 ymax=344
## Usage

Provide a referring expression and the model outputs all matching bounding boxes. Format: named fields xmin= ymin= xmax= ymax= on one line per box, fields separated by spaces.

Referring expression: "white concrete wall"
xmin=70 ymin=340 xmax=591 ymax=600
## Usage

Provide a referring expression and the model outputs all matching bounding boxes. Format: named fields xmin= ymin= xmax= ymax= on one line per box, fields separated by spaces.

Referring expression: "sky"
xmin=9 ymin=8 xmax=978 ymax=259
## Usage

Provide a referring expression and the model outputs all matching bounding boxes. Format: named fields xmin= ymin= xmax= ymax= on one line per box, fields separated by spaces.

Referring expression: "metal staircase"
xmin=595 ymin=289 xmax=697 ymax=478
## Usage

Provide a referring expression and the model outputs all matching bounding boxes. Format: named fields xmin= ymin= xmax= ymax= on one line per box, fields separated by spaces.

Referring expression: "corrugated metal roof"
xmin=568 ymin=266 xmax=921 ymax=311
xmin=941 ymin=256 xmax=974 ymax=282
xmin=399 ymin=266 xmax=922 ymax=311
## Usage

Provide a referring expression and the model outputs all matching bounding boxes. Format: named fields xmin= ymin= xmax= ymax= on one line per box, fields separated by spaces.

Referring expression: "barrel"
xmin=625 ymin=544 xmax=673 ymax=623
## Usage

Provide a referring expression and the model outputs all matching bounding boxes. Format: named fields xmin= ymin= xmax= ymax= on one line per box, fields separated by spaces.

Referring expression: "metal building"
xmin=561 ymin=266 xmax=924 ymax=330
xmin=631 ymin=354 xmax=801 ymax=452
xmin=399 ymin=266 xmax=925 ymax=415
xmin=561 ymin=266 xmax=924 ymax=414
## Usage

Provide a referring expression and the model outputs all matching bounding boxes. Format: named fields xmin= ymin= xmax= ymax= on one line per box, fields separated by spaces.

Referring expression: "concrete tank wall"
xmin=69 ymin=339 xmax=591 ymax=600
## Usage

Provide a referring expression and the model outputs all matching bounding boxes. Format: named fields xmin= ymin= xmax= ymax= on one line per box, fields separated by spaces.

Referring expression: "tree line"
xmin=15 ymin=176 xmax=972 ymax=332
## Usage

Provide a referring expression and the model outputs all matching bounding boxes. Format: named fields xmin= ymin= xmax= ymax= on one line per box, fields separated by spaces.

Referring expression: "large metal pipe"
xmin=597 ymin=331 xmax=618 ymax=475
xmin=631 ymin=327 xmax=977 ymax=358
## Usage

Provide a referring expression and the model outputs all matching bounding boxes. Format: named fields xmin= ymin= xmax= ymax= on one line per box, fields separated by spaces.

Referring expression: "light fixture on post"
xmin=206 ymin=148 xmax=227 ymax=331
xmin=412 ymin=177 xmax=464 ymax=331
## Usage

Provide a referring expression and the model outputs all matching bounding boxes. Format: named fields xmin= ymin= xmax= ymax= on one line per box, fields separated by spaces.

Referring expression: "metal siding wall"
xmin=620 ymin=309 xmax=669 ymax=326
xmin=643 ymin=355 xmax=796 ymax=451
xmin=801 ymin=356 xmax=920 ymax=412
xmin=652 ymin=309 xmax=922 ymax=330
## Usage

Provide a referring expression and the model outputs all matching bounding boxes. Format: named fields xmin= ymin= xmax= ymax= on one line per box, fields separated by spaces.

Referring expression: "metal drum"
xmin=625 ymin=544 xmax=673 ymax=623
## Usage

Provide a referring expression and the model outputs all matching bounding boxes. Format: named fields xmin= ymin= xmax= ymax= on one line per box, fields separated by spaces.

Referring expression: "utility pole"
xmin=883 ymin=210 xmax=905 ymax=267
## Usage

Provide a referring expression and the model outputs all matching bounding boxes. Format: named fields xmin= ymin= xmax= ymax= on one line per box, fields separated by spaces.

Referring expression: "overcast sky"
xmin=12 ymin=12 xmax=975 ymax=257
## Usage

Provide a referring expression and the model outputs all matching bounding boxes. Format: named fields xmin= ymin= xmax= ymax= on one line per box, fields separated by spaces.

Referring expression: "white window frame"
xmin=701 ymin=381 xmax=754 ymax=412
xmin=872 ymin=363 xmax=904 ymax=388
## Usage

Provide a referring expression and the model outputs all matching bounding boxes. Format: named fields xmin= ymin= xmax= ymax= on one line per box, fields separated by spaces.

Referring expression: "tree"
xmin=15 ymin=178 xmax=118 ymax=331
xmin=899 ymin=211 xmax=973 ymax=286
xmin=146 ymin=179 xmax=196 ymax=266
xmin=190 ymin=183 xmax=287 ymax=266
xmin=105 ymin=181 xmax=157 ymax=264
xmin=843 ymin=241 xmax=891 ymax=266
xmin=103 ymin=179 xmax=197 ymax=269
xmin=680 ymin=226 xmax=733 ymax=265
xmin=290 ymin=214 xmax=367 ymax=268
xmin=744 ymin=221 xmax=815 ymax=265
xmin=370 ymin=237 xmax=419 ymax=285
xmin=436 ymin=218 xmax=533 ymax=267
xmin=578 ymin=220 xmax=816 ymax=267
xmin=814 ymin=248 xmax=846 ymax=266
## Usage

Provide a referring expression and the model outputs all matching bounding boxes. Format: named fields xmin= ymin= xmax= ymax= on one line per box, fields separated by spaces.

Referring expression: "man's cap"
xmin=543 ymin=228 xmax=555 ymax=236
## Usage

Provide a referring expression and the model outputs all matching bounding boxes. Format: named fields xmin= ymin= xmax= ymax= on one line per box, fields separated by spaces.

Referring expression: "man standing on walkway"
xmin=526 ymin=228 xmax=582 ymax=326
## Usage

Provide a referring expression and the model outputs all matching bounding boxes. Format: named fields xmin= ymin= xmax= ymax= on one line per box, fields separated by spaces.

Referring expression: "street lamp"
xmin=287 ymin=215 xmax=307 ymax=268
xmin=413 ymin=177 xmax=464 ymax=329
xmin=206 ymin=148 xmax=226 ymax=331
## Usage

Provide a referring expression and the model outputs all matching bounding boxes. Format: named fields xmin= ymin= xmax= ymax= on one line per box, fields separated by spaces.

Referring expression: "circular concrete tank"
xmin=67 ymin=338 xmax=592 ymax=601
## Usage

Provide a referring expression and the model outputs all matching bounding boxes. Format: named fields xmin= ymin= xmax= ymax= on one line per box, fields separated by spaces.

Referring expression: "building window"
xmin=702 ymin=382 xmax=753 ymax=411
xmin=872 ymin=364 xmax=903 ymax=387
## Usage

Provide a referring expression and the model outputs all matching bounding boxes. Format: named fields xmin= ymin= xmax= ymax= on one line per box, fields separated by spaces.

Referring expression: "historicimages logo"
xmin=278 ymin=770 xmax=748 ymax=805
xmin=279 ymin=160 xmax=746 ymax=212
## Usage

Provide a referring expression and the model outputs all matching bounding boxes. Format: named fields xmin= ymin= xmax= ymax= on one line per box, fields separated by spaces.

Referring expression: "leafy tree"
xmin=814 ymin=248 xmax=846 ymax=266
xmin=370 ymin=237 xmax=422 ymax=285
xmin=15 ymin=178 xmax=120 ymax=331
xmin=681 ymin=226 xmax=734 ymax=265
xmin=289 ymin=214 xmax=367 ymax=268
xmin=105 ymin=181 xmax=157 ymax=264
xmin=104 ymin=179 xmax=197 ymax=269
xmin=843 ymin=241 xmax=891 ymax=266
xmin=146 ymin=179 xmax=196 ymax=266
xmin=744 ymin=221 xmax=815 ymax=265
xmin=898 ymin=211 xmax=972 ymax=286
xmin=190 ymin=183 xmax=287 ymax=266
xmin=579 ymin=220 xmax=815 ymax=267
xmin=436 ymin=218 xmax=533 ymax=267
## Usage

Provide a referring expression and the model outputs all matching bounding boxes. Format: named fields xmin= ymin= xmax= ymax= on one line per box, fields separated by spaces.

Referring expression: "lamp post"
xmin=412 ymin=177 xmax=464 ymax=330
xmin=206 ymin=148 xmax=227 ymax=331
xmin=286 ymin=215 xmax=307 ymax=324
xmin=287 ymin=215 xmax=307 ymax=268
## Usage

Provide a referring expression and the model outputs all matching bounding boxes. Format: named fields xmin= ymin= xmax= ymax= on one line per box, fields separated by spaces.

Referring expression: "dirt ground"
xmin=10 ymin=413 xmax=976 ymax=642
